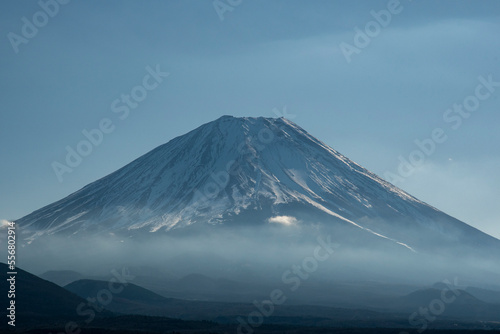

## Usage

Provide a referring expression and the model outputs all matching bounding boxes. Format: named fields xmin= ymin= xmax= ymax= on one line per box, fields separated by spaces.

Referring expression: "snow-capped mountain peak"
xmin=17 ymin=116 xmax=500 ymax=255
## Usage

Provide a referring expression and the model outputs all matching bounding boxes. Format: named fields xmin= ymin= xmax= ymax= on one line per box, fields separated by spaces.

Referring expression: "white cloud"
xmin=268 ymin=216 xmax=297 ymax=226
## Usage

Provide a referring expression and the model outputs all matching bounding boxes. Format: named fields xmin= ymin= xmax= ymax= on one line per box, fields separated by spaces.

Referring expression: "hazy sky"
xmin=1 ymin=1 xmax=499 ymax=238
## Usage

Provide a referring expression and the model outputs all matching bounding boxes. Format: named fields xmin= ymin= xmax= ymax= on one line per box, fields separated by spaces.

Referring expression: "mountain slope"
xmin=16 ymin=116 xmax=500 ymax=255
xmin=66 ymin=279 xmax=169 ymax=305
xmin=0 ymin=263 xmax=112 ymax=329
xmin=393 ymin=288 xmax=500 ymax=321
xmin=40 ymin=269 xmax=84 ymax=286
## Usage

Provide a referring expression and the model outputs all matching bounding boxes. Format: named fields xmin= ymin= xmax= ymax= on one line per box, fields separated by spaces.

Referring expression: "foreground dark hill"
xmin=64 ymin=278 xmax=389 ymax=321
xmin=3 ymin=265 xmax=500 ymax=333
xmin=65 ymin=278 xmax=500 ymax=324
xmin=0 ymin=263 xmax=112 ymax=329
xmin=16 ymin=116 xmax=500 ymax=258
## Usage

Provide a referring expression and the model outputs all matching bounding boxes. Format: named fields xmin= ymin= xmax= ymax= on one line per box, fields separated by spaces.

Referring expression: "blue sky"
xmin=1 ymin=0 xmax=499 ymax=238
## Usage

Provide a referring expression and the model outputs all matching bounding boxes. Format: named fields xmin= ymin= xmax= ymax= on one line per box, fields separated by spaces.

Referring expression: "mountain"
xmin=0 ymin=262 xmax=112 ymax=329
xmin=63 ymin=278 xmax=385 ymax=322
xmin=16 ymin=116 xmax=500 ymax=258
xmin=391 ymin=288 xmax=500 ymax=321
xmin=66 ymin=279 xmax=169 ymax=305
xmin=4 ymin=264 xmax=500 ymax=333
xmin=62 ymin=278 xmax=500 ymax=327
xmin=464 ymin=286 xmax=500 ymax=305
xmin=0 ymin=265 xmax=229 ymax=333
xmin=40 ymin=269 xmax=84 ymax=286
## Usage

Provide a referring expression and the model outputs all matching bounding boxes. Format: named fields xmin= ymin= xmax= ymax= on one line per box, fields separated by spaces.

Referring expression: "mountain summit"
xmin=17 ymin=116 xmax=500 ymax=255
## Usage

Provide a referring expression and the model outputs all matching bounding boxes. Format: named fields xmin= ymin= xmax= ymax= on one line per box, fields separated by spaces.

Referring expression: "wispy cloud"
xmin=268 ymin=216 xmax=297 ymax=226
